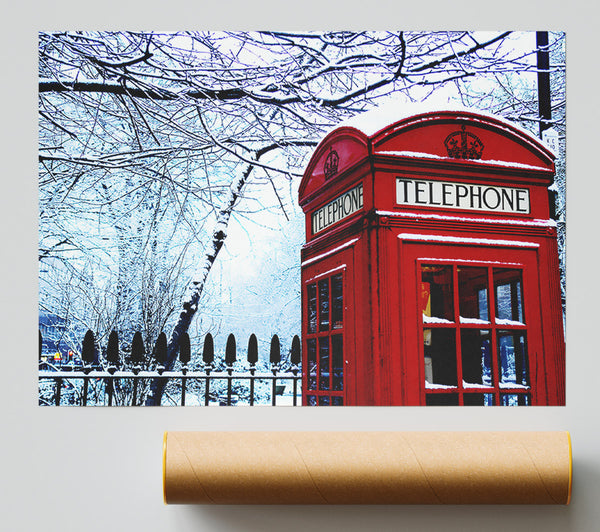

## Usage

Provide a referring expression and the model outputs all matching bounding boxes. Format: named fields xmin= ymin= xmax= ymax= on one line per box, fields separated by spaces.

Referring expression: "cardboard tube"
xmin=163 ymin=431 xmax=572 ymax=505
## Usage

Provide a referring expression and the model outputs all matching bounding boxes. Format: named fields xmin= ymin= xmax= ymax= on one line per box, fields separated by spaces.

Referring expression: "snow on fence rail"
xmin=38 ymin=330 xmax=302 ymax=407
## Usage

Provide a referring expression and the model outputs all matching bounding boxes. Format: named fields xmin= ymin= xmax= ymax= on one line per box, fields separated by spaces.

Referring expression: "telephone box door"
xmin=399 ymin=239 xmax=551 ymax=406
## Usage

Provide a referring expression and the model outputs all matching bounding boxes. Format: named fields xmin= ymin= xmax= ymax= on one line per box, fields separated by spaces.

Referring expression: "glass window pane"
xmin=319 ymin=337 xmax=330 ymax=390
xmin=331 ymin=274 xmax=343 ymax=329
xmin=494 ymin=269 xmax=524 ymax=323
xmin=463 ymin=393 xmax=495 ymax=406
xmin=307 ymin=339 xmax=317 ymax=391
xmin=331 ymin=396 xmax=344 ymax=406
xmin=318 ymin=279 xmax=330 ymax=331
xmin=306 ymin=395 xmax=317 ymax=406
xmin=461 ymin=329 xmax=492 ymax=386
xmin=496 ymin=284 xmax=512 ymax=320
xmin=421 ymin=265 xmax=454 ymax=322
xmin=478 ymin=289 xmax=489 ymax=322
xmin=318 ymin=396 xmax=330 ymax=406
xmin=458 ymin=267 xmax=489 ymax=322
xmin=307 ymin=283 xmax=317 ymax=334
xmin=424 ymin=328 xmax=457 ymax=386
xmin=497 ymin=331 xmax=529 ymax=386
xmin=331 ymin=335 xmax=343 ymax=391
xmin=426 ymin=394 xmax=459 ymax=405
xmin=500 ymin=394 xmax=530 ymax=406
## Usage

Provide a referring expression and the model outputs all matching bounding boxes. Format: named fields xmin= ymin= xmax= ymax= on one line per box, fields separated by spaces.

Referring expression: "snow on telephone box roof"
xmin=336 ymin=101 xmax=548 ymax=141
xmin=298 ymin=103 xmax=556 ymax=206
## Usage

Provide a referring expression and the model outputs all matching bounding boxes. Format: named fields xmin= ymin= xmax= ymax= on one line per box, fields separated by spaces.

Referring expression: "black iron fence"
xmin=39 ymin=330 xmax=302 ymax=406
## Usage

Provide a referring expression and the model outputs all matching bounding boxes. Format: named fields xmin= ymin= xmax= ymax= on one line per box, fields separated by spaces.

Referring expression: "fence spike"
xmin=131 ymin=331 xmax=145 ymax=370
xmin=270 ymin=334 xmax=281 ymax=365
xmin=202 ymin=333 xmax=214 ymax=365
xmin=247 ymin=334 xmax=258 ymax=365
xmin=154 ymin=332 xmax=167 ymax=371
xmin=225 ymin=333 xmax=236 ymax=366
xmin=81 ymin=330 xmax=96 ymax=366
xmin=106 ymin=330 xmax=120 ymax=368
xmin=291 ymin=335 xmax=301 ymax=366
xmin=179 ymin=332 xmax=191 ymax=366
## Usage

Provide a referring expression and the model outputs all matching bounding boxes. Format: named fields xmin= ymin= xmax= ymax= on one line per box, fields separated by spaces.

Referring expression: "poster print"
xmin=38 ymin=31 xmax=565 ymax=406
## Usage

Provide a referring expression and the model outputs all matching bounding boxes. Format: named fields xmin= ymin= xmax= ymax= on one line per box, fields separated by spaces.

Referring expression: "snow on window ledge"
xmin=495 ymin=318 xmax=525 ymax=326
xmin=423 ymin=314 xmax=454 ymax=324
xmin=459 ymin=316 xmax=491 ymax=325
xmin=499 ymin=382 xmax=530 ymax=390
xmin=425 ymin=382 xmax=457 ymax=389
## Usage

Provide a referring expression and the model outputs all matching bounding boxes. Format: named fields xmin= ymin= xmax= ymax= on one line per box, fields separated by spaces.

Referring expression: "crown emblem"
xmin=323 ymin=147 xmax=339 ymax=179
xmin=444 ymin=125 xmax=484 ymax=159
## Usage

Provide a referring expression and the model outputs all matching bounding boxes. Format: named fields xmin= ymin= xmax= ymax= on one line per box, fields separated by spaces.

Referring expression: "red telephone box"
xmin=298 ymin=106 xmax=565 ymax=406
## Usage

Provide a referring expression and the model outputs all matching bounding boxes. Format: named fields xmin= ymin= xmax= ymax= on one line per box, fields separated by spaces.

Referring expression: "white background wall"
xmin=2 ymin=2 xmax=599 ymax=531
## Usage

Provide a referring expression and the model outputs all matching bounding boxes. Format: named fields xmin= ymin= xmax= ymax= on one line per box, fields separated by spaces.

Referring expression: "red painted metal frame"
xmin=303 ymin=264 xmax=347 ymax=405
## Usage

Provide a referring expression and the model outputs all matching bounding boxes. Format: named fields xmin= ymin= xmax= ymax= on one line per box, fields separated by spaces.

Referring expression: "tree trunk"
xmin=144 ymin=159 xmax=257 ymax=405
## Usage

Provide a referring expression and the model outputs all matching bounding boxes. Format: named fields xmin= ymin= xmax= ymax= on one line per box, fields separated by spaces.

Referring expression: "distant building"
xmin=39 ymin=312 xmax=76 ymax=364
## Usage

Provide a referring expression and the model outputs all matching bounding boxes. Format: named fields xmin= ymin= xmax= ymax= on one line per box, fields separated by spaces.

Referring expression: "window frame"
xmin=303 ymin=265 xmax=346 ymax=406
xmin=417 ymin=258 xmax=531 ymax=406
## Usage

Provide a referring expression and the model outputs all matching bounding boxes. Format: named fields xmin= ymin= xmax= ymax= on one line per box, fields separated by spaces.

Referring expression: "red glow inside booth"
xmin=298 ymin=106 xmax=565 ymax=406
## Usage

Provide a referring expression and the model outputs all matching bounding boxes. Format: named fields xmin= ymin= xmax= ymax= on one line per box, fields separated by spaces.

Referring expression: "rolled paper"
xmin=163 ymin=431 xmax=572 ymax=505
